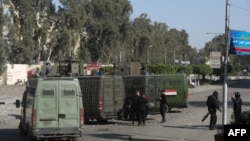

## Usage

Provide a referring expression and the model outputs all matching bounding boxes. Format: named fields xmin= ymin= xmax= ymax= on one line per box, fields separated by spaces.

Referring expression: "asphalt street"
xmin=0 ymin=78 xmax=249 ymax=141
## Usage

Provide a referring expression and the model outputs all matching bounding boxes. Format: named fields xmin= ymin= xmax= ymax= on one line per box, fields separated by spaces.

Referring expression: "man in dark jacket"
xmin=137 ymin=93 xmax=148 ymax=126
xmin=231 ymin=92 xmax=242 ymax=123
xmin=159 ymin=89 xmax=167 ymax=123
xmin=130 ymin=90 xmax=140 ymax=125
xmin=206 ymin=91 xmax=222 ymax=130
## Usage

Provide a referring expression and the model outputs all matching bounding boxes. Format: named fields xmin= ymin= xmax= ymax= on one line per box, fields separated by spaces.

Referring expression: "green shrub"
xmin=230 ymin=110 xmax=250 ymax=125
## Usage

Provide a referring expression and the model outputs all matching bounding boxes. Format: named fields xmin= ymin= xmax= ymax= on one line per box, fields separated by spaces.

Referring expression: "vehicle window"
xmin=63 ymin=89 xmax=75 ymax=96
xmin=42 ymin=89 xmax=54 ymax=97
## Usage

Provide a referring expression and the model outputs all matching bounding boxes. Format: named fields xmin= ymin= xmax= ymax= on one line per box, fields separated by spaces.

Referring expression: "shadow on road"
xmin=0 ymin=128 xmax=26 ymax=141
xmin=228 ymin=79 xmax=250 ymax=89
xmin=163 ymin=124 xmax=210 ymax=130
xmin=8 ymin=114 xmax=20 ymax=119
xmin=85 ymin=133 xmax=169 ymax=141
xmin=188 ymin=100 xmax=250 ymax=108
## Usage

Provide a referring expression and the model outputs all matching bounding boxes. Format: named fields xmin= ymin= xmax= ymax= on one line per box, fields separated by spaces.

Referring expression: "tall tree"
xmin=8 ymin=0 xmax=37 ymax=64
xmin=128 ymin=13 xmax=152 ymax=63
xmin=33 ymin=0 xmax=56 ymax=62
xmin=50 ymin=0 xmax=87 ymax=61
xmin=0 ymin=5 xmax=7 ymax=74
xmin=85 ymin=0 xmax=132 ymax=63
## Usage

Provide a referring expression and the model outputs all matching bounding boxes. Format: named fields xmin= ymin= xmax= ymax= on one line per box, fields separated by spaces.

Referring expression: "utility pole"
xmin=147 ymin=45 xmax=153 ymax=73
xmin=222 ymin=0 xmax=230 ymax=126
xmin=164 ymin=47 xmax=167 ymax=64
xmin=174 ymin=48 xmax=176 ymax=65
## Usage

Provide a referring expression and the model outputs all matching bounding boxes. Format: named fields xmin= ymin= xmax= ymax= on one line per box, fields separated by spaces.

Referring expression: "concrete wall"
xmin=2 ymin=64 xmax=42 ymax=85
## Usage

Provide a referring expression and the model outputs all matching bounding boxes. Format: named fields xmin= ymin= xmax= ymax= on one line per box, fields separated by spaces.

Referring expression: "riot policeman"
xmin=206 ymin=91 xmax=222 ymax=130
xmin=130 ymin=90 xmax=140 ymax=125
xmin=159 ymin=89 xmax=167 ymax=123
xmin=231 ymin=92 xmax=242 ymax=123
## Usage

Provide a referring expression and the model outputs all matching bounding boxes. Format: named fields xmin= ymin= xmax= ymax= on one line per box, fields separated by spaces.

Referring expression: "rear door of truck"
xmin=102 ymin=76 xmax=124 ymax=114
xmin=37 ymin=79 xmax=80 ymax=134
xmin=37 ymin=80 xmax=59 ymax=134
xmin=58 ymin=80 xmax=80 ymax=134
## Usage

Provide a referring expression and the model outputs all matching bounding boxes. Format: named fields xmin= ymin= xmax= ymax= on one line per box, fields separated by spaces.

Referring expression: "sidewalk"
xmin=189 ymin=79 xmax=241 ymax=95
xmin=0 ymin=85 xmax=24 ymax=127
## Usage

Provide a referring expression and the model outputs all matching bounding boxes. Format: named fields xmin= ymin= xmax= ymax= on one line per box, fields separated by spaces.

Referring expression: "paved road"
xmin=0 ymin=79 xmax=249 ymax=141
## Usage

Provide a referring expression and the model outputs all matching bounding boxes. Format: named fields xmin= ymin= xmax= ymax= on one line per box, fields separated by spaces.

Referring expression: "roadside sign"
xmin=210 ymin=51 xmax=221 ymax=68
xmin=229 ymin=29 xmax=250 ymax=55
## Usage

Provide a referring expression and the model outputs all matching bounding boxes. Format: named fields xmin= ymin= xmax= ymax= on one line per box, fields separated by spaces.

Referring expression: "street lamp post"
xmin=146 ymin=45 xmax=153 ymax=74
xmin=165 ymin=47 xmax=167 ymax=64
xmin=147 ymin=45 xmax=153 ymax=64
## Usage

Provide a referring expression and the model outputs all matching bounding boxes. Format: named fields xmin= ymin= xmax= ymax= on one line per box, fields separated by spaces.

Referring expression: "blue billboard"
xmin=229 ymin=29 xmax=250 ymax=55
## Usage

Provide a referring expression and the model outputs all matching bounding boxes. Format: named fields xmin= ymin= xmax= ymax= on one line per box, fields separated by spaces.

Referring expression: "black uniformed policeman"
xmin=137 ymin=93 xmax=148 ymax=126
xmin=231 ymin=92 xmax=242 ymax=123
xmin=130 ymin=90 xmax=140 ymax=125
xmin=159 ymin=89 xmax=167 ymax=123
xmin=206 ymin=91 xmax=222 ymax=130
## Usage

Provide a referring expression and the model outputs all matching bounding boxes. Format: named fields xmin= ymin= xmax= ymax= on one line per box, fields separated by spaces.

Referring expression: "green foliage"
xmin=99 ymin=66 xmax=114 ymax=75
xmin=192 ymin=65 xmax=213 ymax=75
xmin=3 ymin=0 xmax=205 ymax=66
xmin=148 ymin=64 xmax=177 ymax=74
xmin=230 ymin=110 xmax=250 ymax=125
xmin=0 ymin=7 xmax=6 ymax=74
xmin=230 ymin=64 xmax=246 ymax=75
xmin=177 ymin=66 xmax=193 ymax=75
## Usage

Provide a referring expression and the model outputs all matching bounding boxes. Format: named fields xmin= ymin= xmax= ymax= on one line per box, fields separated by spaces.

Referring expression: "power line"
xmin=231 ymin=3 xmax=250 ymax=13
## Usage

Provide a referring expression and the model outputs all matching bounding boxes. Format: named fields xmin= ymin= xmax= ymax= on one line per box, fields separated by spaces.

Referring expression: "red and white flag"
xmin=163 ymin=89 xmax=177 ymax=95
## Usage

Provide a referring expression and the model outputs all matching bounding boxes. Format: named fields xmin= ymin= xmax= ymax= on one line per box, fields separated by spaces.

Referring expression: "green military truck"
xmin=16 ymin=77 xmax=84 ymax=141
xmin=122 ymin=74 xmax=189 ymax=117
xmin=77 ymin=75 xmax=125 ymax=123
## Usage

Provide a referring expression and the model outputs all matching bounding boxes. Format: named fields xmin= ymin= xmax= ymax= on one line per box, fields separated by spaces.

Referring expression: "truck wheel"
xmin=97 ymin=119 xmax=108 ymax=123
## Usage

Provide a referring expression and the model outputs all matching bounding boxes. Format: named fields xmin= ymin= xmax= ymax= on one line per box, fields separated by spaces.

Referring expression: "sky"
xmin=53 ymin=0 xmax=250 ymax=49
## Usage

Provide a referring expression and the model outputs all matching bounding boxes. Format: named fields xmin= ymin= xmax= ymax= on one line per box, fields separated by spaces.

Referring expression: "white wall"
xmin=6 ymin=64 xmax=28 ymax=85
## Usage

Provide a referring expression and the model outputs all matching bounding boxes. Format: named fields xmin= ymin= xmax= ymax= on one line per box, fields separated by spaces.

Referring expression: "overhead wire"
xmin=230 ymin=3 xmax=250 ymax=13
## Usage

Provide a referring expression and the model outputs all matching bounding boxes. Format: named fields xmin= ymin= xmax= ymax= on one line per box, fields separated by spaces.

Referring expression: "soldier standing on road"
xmin=159 ymin=89 xmax=167 ymax=123
xmin=137 ymin=93 xmax=148 ymax=126
xmin=130 ymin=90 xmax=140 ymax=125
xmin=231 ymin=92 xmax=242 ymax=124
xmin=206 ymin=91 xmax=222 ymax=130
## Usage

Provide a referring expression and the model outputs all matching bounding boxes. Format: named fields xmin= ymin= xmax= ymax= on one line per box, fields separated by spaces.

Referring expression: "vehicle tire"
xmin=97 ymin=119 xmax=108 ymax=123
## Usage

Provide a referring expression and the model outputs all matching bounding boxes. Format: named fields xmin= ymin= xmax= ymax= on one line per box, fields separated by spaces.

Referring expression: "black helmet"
xmin=213 ymin=91 xmax=218 ymax=98
xmin=234 ymin=92 xmax=240 ymax=98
